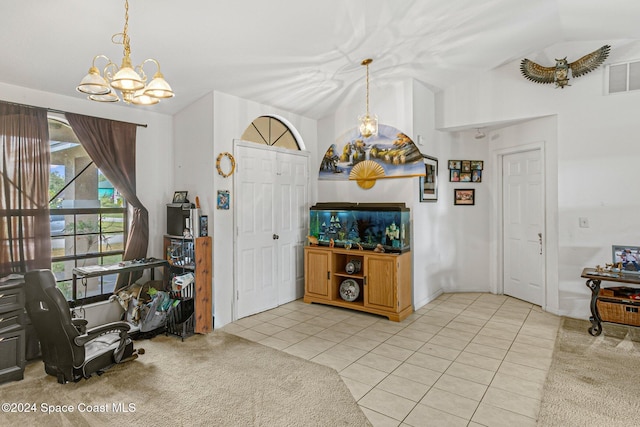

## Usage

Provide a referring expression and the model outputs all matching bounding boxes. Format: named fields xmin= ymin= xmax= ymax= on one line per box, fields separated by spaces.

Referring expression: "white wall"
xmin=437 ymin=41 xmax=640 ymax=319
xmin=174 ymin=90 xmax=318 ymax=328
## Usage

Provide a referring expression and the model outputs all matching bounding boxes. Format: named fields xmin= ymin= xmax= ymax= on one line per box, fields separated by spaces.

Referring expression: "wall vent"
xmin=607 ymin=60 xmax=640 ymax=94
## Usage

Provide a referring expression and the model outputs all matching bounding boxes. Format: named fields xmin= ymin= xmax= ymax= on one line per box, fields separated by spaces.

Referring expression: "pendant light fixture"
xmin=76 ymin=0 xmax=174 ymax=105
xmin=358 ymin=58 xmax=378 ymax=138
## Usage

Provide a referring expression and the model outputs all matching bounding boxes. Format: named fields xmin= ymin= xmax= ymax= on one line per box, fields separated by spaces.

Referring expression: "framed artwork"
xmin=172 ymin=191 xmax=188 ymax=203
xmin=217 ymin=190 xmax=230 ymax=210
xmin=200 ymin=215 xmax=209 ymax=237
xmin=448 ymin=160 xmax=461 ymax=170
xmin=450 ymin=169 xmax=461 ymax=182
xmin=612 ymin=245 xmax=640 ymax=274
xmin=471 ymin=160 xmax=484 ymax=170
xmin=461 ymin=160 xmax=471 ymax=172
xmin=419 ymin=155 xmax=438 ymax=202
xmin=472 ymin=169 xmax=482 ymax=182
xmin=460 ymin=172 xmax=472 ymax=182
xmin=454 ymin=188 xmax=475 ymax=205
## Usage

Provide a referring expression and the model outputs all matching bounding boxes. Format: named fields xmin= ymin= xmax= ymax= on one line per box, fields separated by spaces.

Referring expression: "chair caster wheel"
xmin=137 ymin=348 xmax=145 ymax=355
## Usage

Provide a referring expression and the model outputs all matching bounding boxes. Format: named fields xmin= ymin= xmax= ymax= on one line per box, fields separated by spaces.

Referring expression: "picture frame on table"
xmin=419 ymin=155 xmax=438 ymax=202
xmin=454 ymin=188 xmax=475 ymax=206
xmin=172 ymin=191 xmax=188 ymax=203
xmin=612 ymin=245 xmax=640 ymax=274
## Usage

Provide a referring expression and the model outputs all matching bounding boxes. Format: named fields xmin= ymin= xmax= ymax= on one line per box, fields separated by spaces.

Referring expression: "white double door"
xmin=502 ymin=149 xmax=544 ymax=306
xmin=234 ymin=142 xmax=309 ymax=319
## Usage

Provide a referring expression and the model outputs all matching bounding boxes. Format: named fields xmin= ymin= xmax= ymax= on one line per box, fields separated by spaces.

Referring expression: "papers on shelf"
xmin=0 ymin=273 xmax=24 ymax=282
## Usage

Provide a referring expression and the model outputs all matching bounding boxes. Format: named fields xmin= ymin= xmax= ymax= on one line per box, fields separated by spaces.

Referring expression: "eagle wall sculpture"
xmin=520 ymin=45 xmax=610 ymax=88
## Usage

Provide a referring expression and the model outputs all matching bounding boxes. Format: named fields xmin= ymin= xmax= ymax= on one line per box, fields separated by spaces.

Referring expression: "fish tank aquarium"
xmin=309 ymin=202 xmax=410 ymax=253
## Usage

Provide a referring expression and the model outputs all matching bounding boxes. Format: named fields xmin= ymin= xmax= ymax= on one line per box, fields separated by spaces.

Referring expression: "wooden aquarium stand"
xmin=304 ymin=246 xmax=412 ymax=322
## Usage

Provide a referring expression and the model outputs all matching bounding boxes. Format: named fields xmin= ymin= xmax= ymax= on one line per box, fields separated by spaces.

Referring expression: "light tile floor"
xmin=220 ymin=293 xmax=561 ymax=427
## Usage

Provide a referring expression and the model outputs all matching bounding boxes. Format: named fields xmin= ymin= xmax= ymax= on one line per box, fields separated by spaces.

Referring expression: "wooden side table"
xmin=581 ymin=267 xmax=640 ymax=336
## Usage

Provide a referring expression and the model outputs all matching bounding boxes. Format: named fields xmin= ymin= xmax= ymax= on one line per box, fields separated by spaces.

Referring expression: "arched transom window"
xmin=241 ymin=116 xmax=300 ymax=150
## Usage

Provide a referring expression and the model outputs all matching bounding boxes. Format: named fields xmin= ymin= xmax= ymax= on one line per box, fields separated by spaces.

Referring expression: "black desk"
xmin=72 ymin=259 xmax=169 ymax=294
xmin=582 ymin=267 xmax=640 ymax=336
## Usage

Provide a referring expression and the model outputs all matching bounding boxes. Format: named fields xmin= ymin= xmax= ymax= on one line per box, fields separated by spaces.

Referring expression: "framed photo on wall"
xmin=419 ymin=155 xmax=438 ymax=202
xmin=217 ymin=190 xmax=230 ymax=210
xmin=454 ymin=188 xmax=475 ymax=205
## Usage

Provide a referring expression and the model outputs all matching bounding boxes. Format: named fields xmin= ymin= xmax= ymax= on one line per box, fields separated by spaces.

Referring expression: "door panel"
xmin=305 ymin=250 xmax=330 ymax=298
xmin=276 ymin=151 xmax=308 ymax=304
xmin=236 ymin=145 xmax=277 ymax=318
xmin=365 ymin=256 xmax=395 ymax=309
xmin=503 ymin=150 xmax=543 ymax=305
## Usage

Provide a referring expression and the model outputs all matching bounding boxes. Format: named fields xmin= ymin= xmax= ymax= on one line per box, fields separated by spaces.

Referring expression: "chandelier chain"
xmin=111 ymin=0 xmax=131 ymax=58
xmin=365 ymin=62 xmax=370 ymax=116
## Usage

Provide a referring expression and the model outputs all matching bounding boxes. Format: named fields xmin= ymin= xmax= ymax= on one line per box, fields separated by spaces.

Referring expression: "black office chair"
xmin=24 ymin=269 xmax=141 ymax=384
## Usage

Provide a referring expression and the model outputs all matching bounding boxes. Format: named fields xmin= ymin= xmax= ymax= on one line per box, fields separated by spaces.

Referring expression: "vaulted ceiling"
xmin=2 ymin=0 xmax=639 ymax=119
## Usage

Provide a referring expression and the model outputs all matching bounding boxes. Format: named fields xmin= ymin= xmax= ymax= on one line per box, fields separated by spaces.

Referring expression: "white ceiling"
xmin=2 ymin=0 xmax=639 ymax=119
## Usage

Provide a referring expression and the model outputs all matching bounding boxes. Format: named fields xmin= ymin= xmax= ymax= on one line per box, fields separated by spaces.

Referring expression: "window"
xmin=240 ymin=116 xmax=300 ymax=150
xmin=48 ymin=117 xmax=127 ymax=305
xmin=607 ymin=60 xmax=640 ymax=94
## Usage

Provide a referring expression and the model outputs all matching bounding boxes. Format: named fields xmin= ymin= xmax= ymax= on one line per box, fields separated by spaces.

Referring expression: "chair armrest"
xmin=74 ymin=321 xmax=131 ymax=347
xmin=72 ymin=318 xmax=88 ymax=334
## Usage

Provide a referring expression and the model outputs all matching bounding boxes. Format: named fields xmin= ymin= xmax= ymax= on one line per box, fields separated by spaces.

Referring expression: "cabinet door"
xmin=364 ymin=255 xmax=396 ymax=310
xmin=305 ymin=249 xmax=331 ymax=300
xmin=0 ymin=329 xmax=25 ymax=383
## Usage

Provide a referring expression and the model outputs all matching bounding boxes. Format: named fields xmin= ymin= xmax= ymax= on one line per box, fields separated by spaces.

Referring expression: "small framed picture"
xmin=200 ymin=215 xmax=209 ymax=237
xmin=612 ymin=245 xmax=640 ymax=274
xmin=461 ymin=160 xmax=471 ymax=172
xmin=448 ymin=160 xmax=461 ymax=170
xmin=454 ymin=189 xmax=475 ymax=206
xmin=172 ymin=191 xmax=188 ymax=203
xmin=460 ymin=172 xmax=472 ymax=182
xmin=419 ymin=155 xmax=438 ymax=202
xmin=217 ymin=190 xmax=230 ymax=210
xmin=450 ymin=169 xmax=461 ymax=182
xmin=471 ymin=160 xmax=484 ymax=170
xmin=472 ymin=170 xmax=482 ymax=182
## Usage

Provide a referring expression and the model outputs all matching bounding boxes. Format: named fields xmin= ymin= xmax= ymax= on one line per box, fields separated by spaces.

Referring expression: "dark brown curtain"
xmin=65 ymin=113 xmax=148 ymax=276
xmin=0 ymin=102 xmax=51 ymax=275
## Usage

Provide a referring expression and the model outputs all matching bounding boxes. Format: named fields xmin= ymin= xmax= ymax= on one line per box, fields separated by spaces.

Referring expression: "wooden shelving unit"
xmin=163 ymin=235 xmax=213 ymax=337
xmin=304 ymin=246 xmax=412 ymax=321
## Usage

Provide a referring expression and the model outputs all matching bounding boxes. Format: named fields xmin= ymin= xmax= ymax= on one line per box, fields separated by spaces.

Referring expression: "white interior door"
xmin=275 ymin=151 xmax=308 ymax=304
xmin=502 ymin=149 xmax=544 ymax=305
xmin=235 ymin=142 xmax=309 ymax=319
xmin=236 ymin=144 xmax=278 ymax=318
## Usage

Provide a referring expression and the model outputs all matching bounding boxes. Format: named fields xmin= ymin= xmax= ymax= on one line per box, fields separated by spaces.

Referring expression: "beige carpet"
xmin=0 ymin=331 xmax=370 ymax=426
xmin=537 ymin=318 xmax=640 ymax=426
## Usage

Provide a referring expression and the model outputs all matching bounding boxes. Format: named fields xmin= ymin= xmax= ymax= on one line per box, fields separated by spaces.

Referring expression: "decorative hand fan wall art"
xmin=520 ymin=45 xmax=610 ymax=89
xmin=318 ymin=124 xmax=425 ymax=189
